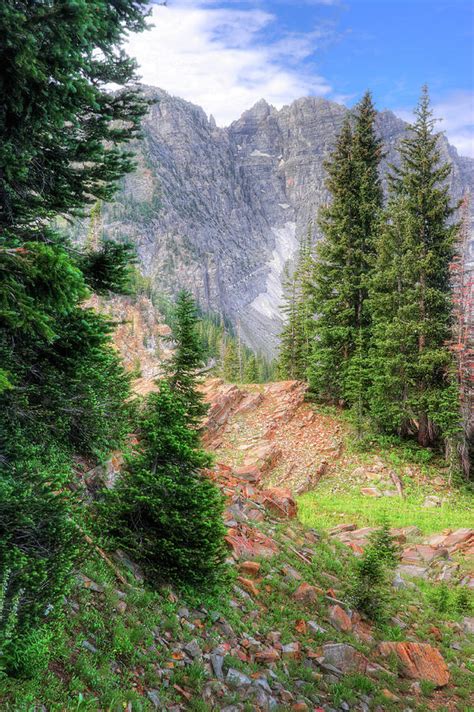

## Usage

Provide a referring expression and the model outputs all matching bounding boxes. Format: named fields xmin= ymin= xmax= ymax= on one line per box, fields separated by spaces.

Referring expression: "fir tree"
xmin=308 ymin=92 xmax=383 ymax=404
xmin=103 ymin=382 xmax=226 ymax=590
xmin=278 ymin=226 xmax=314 ymax=380
xmin=0 ymin=0 xmax=149 ymax=674
xmin=167 ymin=290 xmax=208 ymax=427
xmin=243 ymin=353 xmax=259 ymax=383
xmin=369 ymin=87 xmax=460 ymax=449
xmin=223 ymin=340 xmax=240 ymax=382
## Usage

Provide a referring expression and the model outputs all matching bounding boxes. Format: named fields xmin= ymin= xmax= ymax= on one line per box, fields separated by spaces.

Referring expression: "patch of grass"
xmin=298 ymin=484 xmax=473 ymax=534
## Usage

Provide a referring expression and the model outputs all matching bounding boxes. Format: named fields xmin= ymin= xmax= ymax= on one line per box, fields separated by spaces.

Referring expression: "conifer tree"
xmin=223 ymin=340 xmax=240 ymax=382
xmin=278 ymin=227 xmax=314 ymax=380
xmin=0 ymin=0 xmax=148 ymax=675
xmin=369 ymin=87 xmax=460 ymax=449
xmin=103 ymin=382 xmax=226 ymax=590
xmin=308 ymin=93 xmax=383 ymax=403
xmin=244 ymin=353 xmax=259 ymax=383
xmin=167 ymin=290 xmax=208 ymax=427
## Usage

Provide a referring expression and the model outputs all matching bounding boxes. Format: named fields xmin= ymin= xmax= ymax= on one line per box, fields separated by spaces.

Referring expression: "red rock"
xmin=401 ymin=544 xmax=448 ymax=565
xmin=377 ymin=642 xmax=450 ymax=687
xmin=225 ymin=525 xmax=279 ymax=560
xmin=255 ymin=648 xmax=280 ymax=664
xmin=245 ymin=443 xmax=282 ymax=474
xmin=232 ymin=465 xmax=261 ymax=483
xmin=293 ymin=582 xmax=324 ymax=603
xmin=439 ymin=528 xmax=473 ymax=551
xmin=295 ymin=619 xmax=307 ymax=635
xmin=329 ymin=605 xmax=352 ymax=633
xmin=282 ymin=642 xmax=301 ymax=660
xmin=239 ymin=561 xmax=261 ymax=576
xmin=237 ymin=576 xmax=259 ymax=596
xmin=292 ymin=704 xmax=309 ymax=712
xmin=360 ymin=487 xmax=382 ymax=497
xmin=234 ymin=392 xmax=264 ymax=414
xmin=261 ymin=487 xmax=298 ymax=518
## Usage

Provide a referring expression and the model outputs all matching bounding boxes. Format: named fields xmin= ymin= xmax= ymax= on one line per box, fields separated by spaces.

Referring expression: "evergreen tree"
xmin=0 ymin=0 xmax=149 ymax=675
xmin=278 ymin=227 xmax=314 ymax=380
xmin=223 ymin=340 xmax=240 ymax=382
xmin=167 ymin=290 xmax=208 ymax=427
xmin=243 ymin=353 xmax=259 ymax=383
xmin=103 ymin=382 xmax=226 ymax=590
xmin=369 ymin=88 xmax=460 ymax=449
xmin=0 ymin=1 xmax=149 ymax=232
xmin=308 ymin=93 xmax=383 ymax=404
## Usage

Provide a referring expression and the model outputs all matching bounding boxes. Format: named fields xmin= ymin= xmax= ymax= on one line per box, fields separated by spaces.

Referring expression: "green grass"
xmin=297 ymin=486 xmax=474 ymax=534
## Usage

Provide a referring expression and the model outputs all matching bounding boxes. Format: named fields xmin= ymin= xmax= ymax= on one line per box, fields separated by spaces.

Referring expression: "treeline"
xmin=278 ymin=90 xmax=469 ymax=474
xmin=0 ymin=0 xmax=225 ymax=678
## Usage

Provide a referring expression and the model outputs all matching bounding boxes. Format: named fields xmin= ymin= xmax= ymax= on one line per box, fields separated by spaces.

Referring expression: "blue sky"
xmin=126 ymin=0 xmax=474 ymax=155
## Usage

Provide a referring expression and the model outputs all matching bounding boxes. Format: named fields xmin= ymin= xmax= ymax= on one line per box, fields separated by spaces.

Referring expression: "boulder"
xmin=261 ymin=487 xmax=298 ymax=518
xmin=329 ymin=605 xmax=352 ymax=633
xmin=377 ymin=642 xmax=450 ymax=687
xmin=322 ymin=643 xmax=369 ymax=674
xmin=292 ymin=582 xmax=324 ymax=603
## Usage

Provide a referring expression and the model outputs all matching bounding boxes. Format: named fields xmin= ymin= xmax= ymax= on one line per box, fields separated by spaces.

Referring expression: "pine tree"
xmin=0 ymin=1 xmax=149 ymax=232
xmin=278 ymin=226 xmax=314 ymax=380
xmin=308 ymin=93 xmax=383 ymax=404
xmin=167 ymin=290 xmax=208 ymax=427
xmin=103 ymin=382 xmax=226 ymax=590
xmin=0 ymin=0 xmax=149 ymax=675
xmin=244 ymin=353 xmax=259 ymax=383
xmin=223 ymin=340 xmax=240 ymax=382
xmin=369 ymin=87 xmax=460 ymax=449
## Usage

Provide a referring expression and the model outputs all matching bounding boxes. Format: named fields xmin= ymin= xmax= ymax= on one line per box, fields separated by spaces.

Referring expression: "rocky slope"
xmin=95 ymin=87 xmax=474 ymax=357
xmin=5 ymin=377 xmax=472 ymax=711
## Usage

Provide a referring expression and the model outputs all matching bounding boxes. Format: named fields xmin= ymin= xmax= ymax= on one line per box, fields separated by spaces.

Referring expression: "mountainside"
xmin=97 ymin=87 xmax=474 ymax=358
xmin=4 ymin=375 xmax=473 ymax=711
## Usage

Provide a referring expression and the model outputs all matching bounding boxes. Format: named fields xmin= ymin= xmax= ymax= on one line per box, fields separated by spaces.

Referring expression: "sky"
xmin=125 ymin=0 xmax=474 ymax=156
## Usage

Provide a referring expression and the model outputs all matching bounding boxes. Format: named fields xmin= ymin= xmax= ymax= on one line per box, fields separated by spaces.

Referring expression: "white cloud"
xmin=396 ymin=90 xmax=474 ymax=158
xmin=125 ymin=3 xmax=332 ymax=125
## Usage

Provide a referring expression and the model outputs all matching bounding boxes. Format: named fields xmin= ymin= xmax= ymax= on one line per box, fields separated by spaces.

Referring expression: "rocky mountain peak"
xmin=96 ymin=85 xmax=474 ymax=358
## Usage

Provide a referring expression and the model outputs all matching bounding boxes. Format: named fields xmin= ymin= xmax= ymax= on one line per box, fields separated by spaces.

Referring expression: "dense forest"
xmin=278 ymin=90 xmax=473 ymax=477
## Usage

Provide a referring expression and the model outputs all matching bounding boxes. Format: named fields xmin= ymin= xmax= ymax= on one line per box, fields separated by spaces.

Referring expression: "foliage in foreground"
xmin=0 ymin=0 xmax=149 ymax=676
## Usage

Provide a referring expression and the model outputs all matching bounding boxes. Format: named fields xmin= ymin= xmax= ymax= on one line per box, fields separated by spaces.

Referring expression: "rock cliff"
xmin=97 ymin=87 xmax=474 ymax=358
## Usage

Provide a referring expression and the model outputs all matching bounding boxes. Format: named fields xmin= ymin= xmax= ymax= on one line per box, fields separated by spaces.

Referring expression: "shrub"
xmin=103 ymin=382 xmax=226 ymax=590
xmin=349 ymin=523 xmax=398 ymax=620
xmin=0 ymin=447 xmax=82 ymax=676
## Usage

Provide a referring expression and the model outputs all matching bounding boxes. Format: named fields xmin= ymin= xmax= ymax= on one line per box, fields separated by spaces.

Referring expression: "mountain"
xmin=96 ymin=86 xmax=474 ymax=358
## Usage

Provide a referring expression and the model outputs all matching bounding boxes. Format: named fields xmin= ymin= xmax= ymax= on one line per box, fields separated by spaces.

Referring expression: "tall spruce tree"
xmin=0 ymin=0 xmax=148 ymax=675
xmin=278 ymin=226 xmax=314 ymax=380
xmin=308 ymin=93 xmax=383 ymax=404
xmin=167 ymin=290 xmax=208 ymax=427
xmin=369 ymin=88 xmax=460 ymax=449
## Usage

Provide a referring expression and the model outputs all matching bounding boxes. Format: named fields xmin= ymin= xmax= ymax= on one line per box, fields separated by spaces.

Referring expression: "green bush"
xmin=103 ymin=382 xmax=226 ymax=590
xmin=0 ymin=447 xmax=82 ymax=676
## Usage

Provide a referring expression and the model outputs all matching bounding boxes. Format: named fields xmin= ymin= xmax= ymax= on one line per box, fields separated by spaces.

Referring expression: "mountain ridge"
xmin=95 ymin=85 xmax=474 ymax=358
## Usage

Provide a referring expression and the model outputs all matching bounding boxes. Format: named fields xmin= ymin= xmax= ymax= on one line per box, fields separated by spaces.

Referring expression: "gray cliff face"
xmin=99 ymin=87 xmax=474 ymax=358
